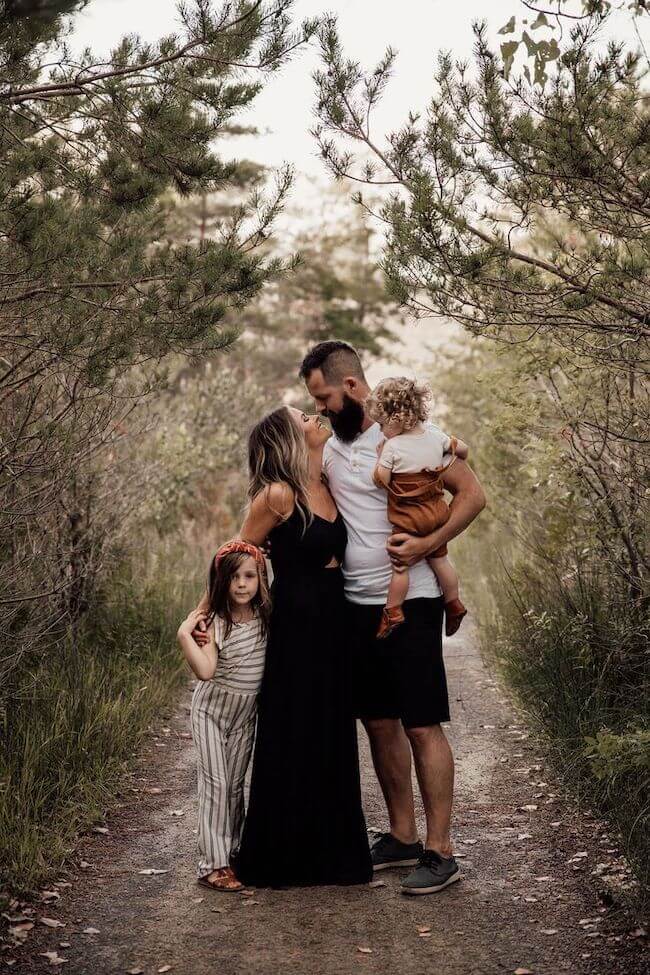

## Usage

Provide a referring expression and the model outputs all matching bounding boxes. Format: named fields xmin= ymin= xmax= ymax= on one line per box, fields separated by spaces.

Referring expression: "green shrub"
xmin=0 ymin=545 xmax=199 ymax=895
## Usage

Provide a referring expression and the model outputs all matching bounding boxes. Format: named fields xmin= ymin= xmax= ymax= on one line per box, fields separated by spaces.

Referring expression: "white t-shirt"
xmin=323 ymin=422 xmax=449 ymax=605
xmin=378 ymin=424 xmax=451 ymax=474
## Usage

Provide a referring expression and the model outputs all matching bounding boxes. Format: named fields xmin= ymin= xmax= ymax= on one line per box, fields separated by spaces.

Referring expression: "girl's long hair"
xmin=206 ymin=551 xmax=271 ymax=642
xmin=247 ymin=406 xmax=312 ymax=531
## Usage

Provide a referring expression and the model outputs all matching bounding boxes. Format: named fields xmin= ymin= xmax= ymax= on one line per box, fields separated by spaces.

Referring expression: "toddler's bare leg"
xmin=387 ymin=564 xmax=409 ymax=610
xmin=427 ymin=555 xmax=458 ymax=603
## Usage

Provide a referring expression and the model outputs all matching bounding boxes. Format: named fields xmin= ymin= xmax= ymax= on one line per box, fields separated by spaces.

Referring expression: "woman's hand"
xmin=178 ymin=608 xmax=207 ymax=641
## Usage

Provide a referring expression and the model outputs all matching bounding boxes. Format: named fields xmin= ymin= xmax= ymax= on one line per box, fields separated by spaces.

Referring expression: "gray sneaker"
xmin=370 ymin=832 xmax=423 ymax=871
xmin=400 ymin=849 xmax=461 ymax=894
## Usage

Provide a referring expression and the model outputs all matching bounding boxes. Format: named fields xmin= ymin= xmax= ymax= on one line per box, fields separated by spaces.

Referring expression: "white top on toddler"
xmin=378 ymin=424 xmax=452 ymax=474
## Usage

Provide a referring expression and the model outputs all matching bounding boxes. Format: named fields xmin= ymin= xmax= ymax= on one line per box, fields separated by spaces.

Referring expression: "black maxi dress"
xmin=235 ymin=506 xmax=372 ymax=887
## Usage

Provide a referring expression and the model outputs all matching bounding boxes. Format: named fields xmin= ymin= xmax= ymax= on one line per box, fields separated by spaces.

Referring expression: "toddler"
xmin=177 ymin=540 xmax=270 ymax=892
xmin=366 ymin=377 xmax=469 ymax=640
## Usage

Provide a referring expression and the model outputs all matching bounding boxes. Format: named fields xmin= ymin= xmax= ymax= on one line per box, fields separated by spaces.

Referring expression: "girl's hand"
xmin=177 ymin=609 xmax=207 ymax=639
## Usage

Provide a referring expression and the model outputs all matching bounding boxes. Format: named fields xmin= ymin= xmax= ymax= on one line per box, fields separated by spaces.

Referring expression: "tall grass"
xmin=0 ymin=540 xmax=201 ymax=895
xmin=457 ymin=532 xmax=650 ymax=900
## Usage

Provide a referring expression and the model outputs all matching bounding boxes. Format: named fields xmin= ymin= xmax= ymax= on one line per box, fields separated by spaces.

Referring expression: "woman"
xmin=234 ymin=405 xmax=372 ymax=887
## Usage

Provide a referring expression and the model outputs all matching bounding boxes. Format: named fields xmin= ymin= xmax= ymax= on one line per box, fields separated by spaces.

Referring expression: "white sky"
xmin=69 ymin=1 xmax=649 ymax=377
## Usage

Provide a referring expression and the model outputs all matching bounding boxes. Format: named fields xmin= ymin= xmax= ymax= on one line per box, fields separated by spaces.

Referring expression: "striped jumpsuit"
xmin=190 ymin=613 xmax=266 ymax=877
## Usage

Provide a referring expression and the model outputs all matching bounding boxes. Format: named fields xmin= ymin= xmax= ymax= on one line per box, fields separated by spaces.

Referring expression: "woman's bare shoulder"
xmin=252 ymin=482 xmax=295 ymax=518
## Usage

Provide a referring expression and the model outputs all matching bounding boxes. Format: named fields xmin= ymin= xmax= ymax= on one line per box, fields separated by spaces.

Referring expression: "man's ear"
xmin=343 ymin=376 xmax=362 ymax=398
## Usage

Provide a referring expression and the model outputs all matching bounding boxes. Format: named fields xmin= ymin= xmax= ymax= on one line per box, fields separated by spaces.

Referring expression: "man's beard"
xmin=326 ymin=394 xmax=365 ymax=443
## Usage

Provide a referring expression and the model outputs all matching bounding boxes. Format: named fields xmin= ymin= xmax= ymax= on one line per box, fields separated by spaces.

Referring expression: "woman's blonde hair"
xmin=366 ymin=377 xmax=431 ymax=432
xmin=247 ymin=406 xmax=312 ymax=530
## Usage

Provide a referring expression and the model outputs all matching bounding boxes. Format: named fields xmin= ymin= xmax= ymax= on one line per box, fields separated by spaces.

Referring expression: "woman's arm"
xmin=177 ymin=609 xmax=218 ymax=681
xmin=387 ymin=459 xmax=486 ymax=566
xmin=240 ymin=482 xmax=293 ymax=545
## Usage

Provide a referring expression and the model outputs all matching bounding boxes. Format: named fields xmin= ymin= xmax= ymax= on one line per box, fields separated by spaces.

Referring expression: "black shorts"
xmin=347 ymin=597 xmax=450 ymax=729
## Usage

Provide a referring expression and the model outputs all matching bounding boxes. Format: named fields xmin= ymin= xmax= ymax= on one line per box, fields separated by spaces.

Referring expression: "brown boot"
xmin=377 ymin=605 xmax=405 ymax=639
xmin=445 ymin=598 xmax=467 ymax=637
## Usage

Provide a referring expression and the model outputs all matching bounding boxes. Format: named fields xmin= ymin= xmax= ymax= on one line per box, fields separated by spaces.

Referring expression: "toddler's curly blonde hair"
xmin=366 ymin=377 xmax=431 ymax=432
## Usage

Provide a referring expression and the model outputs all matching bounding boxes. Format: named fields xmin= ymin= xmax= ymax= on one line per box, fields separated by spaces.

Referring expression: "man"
xmin=299 ymin=340 xmax=486 ymax=895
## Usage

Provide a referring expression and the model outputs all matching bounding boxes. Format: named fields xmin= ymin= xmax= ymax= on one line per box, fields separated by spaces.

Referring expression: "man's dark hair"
xmin=299 ymin=341 xmax=366 ymax=384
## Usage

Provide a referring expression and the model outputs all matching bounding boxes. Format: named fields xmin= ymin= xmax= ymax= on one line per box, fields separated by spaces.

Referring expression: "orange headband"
xmin=214 ymin=540 xmax=266 ymax=571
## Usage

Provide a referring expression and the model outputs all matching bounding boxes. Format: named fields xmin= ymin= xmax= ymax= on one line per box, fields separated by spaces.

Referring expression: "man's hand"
xmin=387 ymin=532 xmax=433 ymax=567
xmin=192 ymin=616 xmax=210 ymax=646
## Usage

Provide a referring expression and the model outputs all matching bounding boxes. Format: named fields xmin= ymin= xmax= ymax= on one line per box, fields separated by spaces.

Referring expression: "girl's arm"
xmin=177 ymin=608 xmax=218 ymax=681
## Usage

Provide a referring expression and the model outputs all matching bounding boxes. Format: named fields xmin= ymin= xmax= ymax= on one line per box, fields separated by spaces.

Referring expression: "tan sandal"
xmin=198 ymin=866 xmax=243 ymax=892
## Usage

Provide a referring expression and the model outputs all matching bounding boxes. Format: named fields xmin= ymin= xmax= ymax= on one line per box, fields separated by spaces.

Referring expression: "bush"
xmin=0 ymin=542 xmax=199 ymax=895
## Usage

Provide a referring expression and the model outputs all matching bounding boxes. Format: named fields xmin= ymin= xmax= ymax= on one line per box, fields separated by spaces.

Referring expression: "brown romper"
xmin=373 ymin=440 xmax=457 ymax=559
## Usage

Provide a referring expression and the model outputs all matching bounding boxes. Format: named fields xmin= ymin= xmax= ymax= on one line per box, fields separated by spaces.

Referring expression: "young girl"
xmin=177 ymin=540 xmax=270 ymax=892
xmin=366 ymin=377 xmax=469 ymax=640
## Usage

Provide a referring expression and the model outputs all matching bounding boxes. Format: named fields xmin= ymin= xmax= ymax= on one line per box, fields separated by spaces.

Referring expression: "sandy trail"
xmin=16 ymin=628 xmax=648 ymax=975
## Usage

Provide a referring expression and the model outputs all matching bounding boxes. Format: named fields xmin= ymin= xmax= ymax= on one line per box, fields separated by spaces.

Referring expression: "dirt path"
xmin=13 ymin=628 xmax=649 ymax=975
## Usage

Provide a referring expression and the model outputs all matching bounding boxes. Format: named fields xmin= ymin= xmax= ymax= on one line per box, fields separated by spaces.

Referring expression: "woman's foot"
xmin=198 ymin=866 xmax=243 ymax=892
xmin=377 ymin=606 xmax=405 ymax=639
xmin=444 ymin=598 xmax=467 ymax=637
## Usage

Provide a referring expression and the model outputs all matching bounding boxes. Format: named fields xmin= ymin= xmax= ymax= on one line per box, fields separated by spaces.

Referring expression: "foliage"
xmin=312 ymin=6 xmax=650 ymax=370
xmin=0 ymin=0 xmax=314 ymax=686
xmin=436 ymin=337 xmax=649 ymax=897
xmin=0 ymin=542 xmax=197 ymax=894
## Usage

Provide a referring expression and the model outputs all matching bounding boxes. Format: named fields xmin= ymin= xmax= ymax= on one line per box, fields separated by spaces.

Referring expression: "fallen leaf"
xmin=39 ymin=951 xmax=68 ymax=966
xmin=357 ymin=947 xmax=373 ymax=954
xmin=521 ymin=805 xmax=538 ymax=812
xmin=127 ymin=969 xmax=144 ymax=974
xmin=191 ymin=897 xmax=203 ymax=904
xmin=241 ymin=899 xmax=259 ymax=905
xmin=92 ymin=827 xmax=109 ymax=835
xmin=368 ymin=879 xmax=387 ymax=888
xmin=145 ymin=787 xmax=162 ymax=795
xmin=517 ymin=834 xmax=533 ymax=841
xmin=416 ymin=925 xmax=431 ymax=934
xmin=514 ymin=969 xmax=534 ymax=974
xmin=158 ymin=967 xmax=173 ymax=973
xmin=535 ymin=876 xmax=553 ymax=882
xmin=9 ymin=921 xmax=34 ymax=942
xmin=540 ymin=928 xmax=558 ymax=935
xmin=59 ymin=943 xmax=71 ymax=948
xmin=40 ymin=918 xmax=65 ymax=928
xmin=79 ymin=861 xmax=91 ymax=870
xmin=83 ymin=927 xmax=100 ymax=935
xmin=169 ymin=810 xmax=184 ymax=817
xmin=138 ymin=868 xmax=169 ymax=876
xmin=211 ymin=908 xmax=223 ymax=914
xmin=240 ymin=889 xmax=255 ymax=897
xmin=40 ymin=890 xmax=61 ymax=901
xmin=418 ymin=932 xmax=431 ymax=938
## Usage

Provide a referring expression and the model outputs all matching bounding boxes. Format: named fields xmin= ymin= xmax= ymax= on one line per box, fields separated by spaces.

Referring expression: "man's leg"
xmin=404 ymin=723 xmax=454 ymax=857
xmin=364 ymin=717 xmax=418 ymax=844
